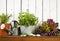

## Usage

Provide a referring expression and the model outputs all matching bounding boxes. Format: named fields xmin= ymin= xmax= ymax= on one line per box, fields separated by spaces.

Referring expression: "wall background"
xmin=0 ymin=0 xmax=60 ymax=29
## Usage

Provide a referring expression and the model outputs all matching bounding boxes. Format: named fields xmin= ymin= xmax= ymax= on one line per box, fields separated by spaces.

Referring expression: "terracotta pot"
xmin=5 ymin=23 xmax=11 ymax=29
xmin=0 ymin=23 xmax=11 ymax=36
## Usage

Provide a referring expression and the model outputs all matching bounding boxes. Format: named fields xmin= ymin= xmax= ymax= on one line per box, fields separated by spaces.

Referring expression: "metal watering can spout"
xmin=10 ymin=20 xmax=21 ymax=36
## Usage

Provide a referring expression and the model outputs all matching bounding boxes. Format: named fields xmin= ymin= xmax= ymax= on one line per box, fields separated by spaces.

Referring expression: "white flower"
xmin=0 ymin=24 xmax=5 ymax=29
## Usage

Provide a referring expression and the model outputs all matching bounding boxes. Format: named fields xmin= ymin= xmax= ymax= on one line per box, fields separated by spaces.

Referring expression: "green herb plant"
xmin=0 ymin=13 xmax=12 ymax=23
xmin=18 ymin=10 xmax=38 ymax=26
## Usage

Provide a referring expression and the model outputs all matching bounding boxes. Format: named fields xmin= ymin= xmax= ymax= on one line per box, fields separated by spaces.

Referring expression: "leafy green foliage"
xmin=0 ymin=13 xmax=12 ymax=23
xmin=18 ymin=10 xmax=38 ymax=26
xmin=41 ymin=21 xmax=51 ymax=32
xmin=39 ymin=19 xmax=58 ymax=33
xmin=33 ymin=19 xmax=59 ymax=36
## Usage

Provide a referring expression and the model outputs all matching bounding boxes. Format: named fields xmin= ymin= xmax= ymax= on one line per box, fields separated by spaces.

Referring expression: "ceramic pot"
xmin=20 ymin=26 xmax=36 ymax=35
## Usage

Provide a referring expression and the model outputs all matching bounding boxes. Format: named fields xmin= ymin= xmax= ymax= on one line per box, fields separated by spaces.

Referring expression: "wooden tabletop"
xmin=0 ymin=36 xmax=60 ymax=41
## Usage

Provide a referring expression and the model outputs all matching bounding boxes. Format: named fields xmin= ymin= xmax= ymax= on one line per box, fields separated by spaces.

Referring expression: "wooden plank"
xmin=0 ymin=36 xmax=60 ymax=41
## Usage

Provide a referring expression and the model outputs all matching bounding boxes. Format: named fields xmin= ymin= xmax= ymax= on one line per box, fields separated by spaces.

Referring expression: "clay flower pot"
xmin=0 ymin=23 xmax=11 ymax=36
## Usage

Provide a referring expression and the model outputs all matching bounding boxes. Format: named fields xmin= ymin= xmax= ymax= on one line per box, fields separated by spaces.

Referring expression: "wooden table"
xmin=0 ymin=36 xmax=60 ymax=41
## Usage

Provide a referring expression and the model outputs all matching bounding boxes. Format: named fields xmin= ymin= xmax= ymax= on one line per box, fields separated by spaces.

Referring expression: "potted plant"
xmin=33 ymin=19 xmax=59 ymax=36
xmin=39 ymin=19 xmax=58 ymax=36
xmin=18 ymin=10 xmax=38 ymax=35
xmin=0 ymin=13 xmax=12 ymax=36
